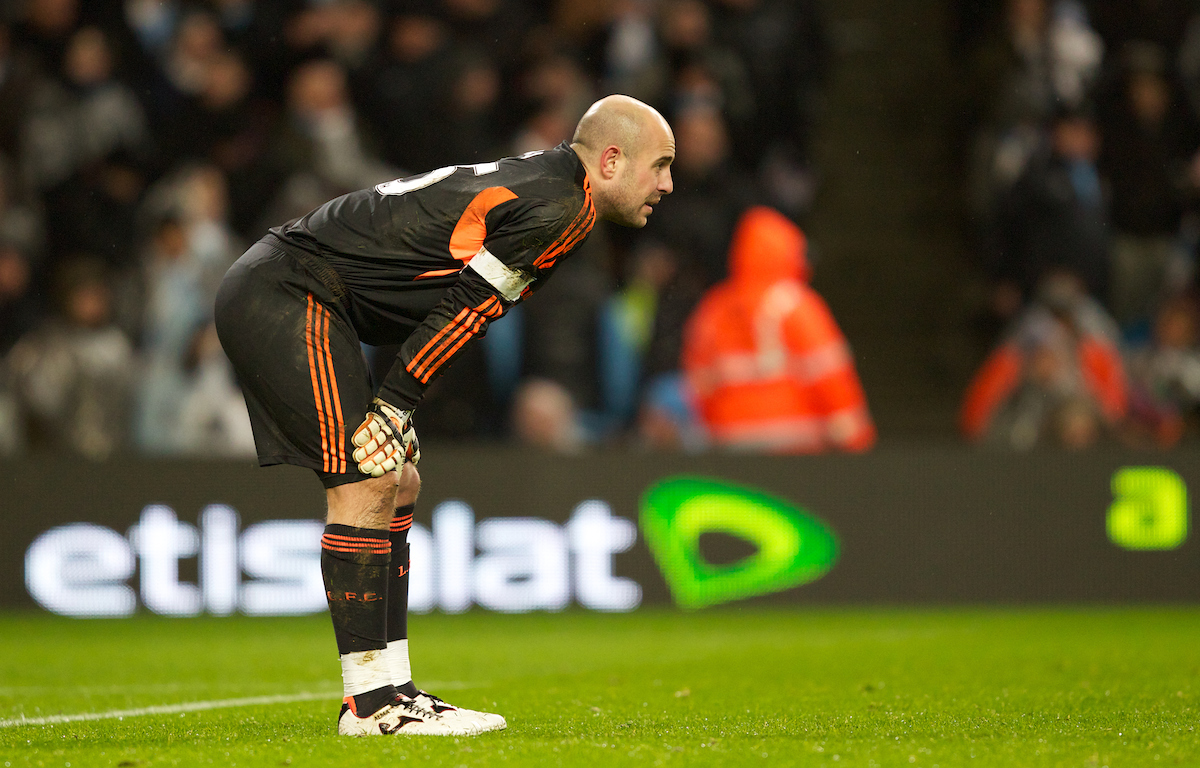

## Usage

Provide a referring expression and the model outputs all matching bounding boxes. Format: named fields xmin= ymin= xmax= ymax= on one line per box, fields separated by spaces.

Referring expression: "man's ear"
xmin=599 ymin=145 xmax=622 ymax=179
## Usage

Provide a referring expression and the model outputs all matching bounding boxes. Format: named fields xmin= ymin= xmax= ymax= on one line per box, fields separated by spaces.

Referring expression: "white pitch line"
xmin=0 ymin=681 xmax=474 ymax=728
xmin=0 ymin=691 xmax=338 ymax=727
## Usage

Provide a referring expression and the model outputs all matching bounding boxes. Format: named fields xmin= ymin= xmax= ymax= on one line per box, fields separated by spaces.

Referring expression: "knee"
xmin=326 ymin=472 xmax=398 ymax=528
xmin=395 ymin=463 xmax=421 ymax=508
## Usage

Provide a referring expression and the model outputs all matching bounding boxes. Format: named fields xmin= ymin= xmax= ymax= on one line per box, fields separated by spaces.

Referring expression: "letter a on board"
xmin=639 ymin=477 xmax=838 ymax=609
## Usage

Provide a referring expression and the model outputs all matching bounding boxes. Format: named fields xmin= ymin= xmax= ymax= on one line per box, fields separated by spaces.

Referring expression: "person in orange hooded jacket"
xmin=681 ymin=206 xmax=876 ymax=452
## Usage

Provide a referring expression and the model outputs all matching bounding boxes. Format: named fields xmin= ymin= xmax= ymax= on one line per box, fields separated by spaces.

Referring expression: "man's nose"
xmin=660 ymin=168 xmax=673 ymax=195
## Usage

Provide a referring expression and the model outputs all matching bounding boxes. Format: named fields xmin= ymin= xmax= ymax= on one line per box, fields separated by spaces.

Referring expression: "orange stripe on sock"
xmin=322 ymin=546 xmax=391 ymax=555
xmin=322 ymin=538 xmax=391 ymax=555
xmin=322 ymin=533 xmax=392 ymax=544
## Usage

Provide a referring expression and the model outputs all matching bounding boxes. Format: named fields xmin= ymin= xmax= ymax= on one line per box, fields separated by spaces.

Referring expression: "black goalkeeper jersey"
xmin=266 ymin=142 xmax=596 ymax=410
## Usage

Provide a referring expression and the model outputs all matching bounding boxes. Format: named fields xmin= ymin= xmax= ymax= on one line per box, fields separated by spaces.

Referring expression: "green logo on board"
xmin=1107 ymin=467 xmax=1188 ymax=550
xmin=639 ymin=476 xmax=838 ymax=609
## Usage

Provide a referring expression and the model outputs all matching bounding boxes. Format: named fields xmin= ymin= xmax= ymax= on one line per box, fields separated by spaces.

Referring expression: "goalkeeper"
xmin=213 ymin=95 xmax=674 ymax=737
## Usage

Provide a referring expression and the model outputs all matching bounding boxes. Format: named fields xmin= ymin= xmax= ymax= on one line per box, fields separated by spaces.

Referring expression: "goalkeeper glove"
xmin=351 ymin=399 xmax=420 ymax=477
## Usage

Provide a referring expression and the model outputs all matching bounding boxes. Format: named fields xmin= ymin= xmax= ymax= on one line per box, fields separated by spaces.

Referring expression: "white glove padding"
xmin=351 ymin=400 xmax=420 ymax=477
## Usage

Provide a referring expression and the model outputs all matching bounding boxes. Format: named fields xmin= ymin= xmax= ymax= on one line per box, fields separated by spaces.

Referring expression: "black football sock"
xmin=321 ymin=524 xmax=396 ymax=715
xmin=387 ymin=504 xmax=419 ymax=698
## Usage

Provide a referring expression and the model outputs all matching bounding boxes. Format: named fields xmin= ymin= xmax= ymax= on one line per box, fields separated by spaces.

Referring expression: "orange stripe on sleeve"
xmin=416 ymin=312 xmax=489 ymax=384
xmin=408 ymin=297 xmax=499 ymax=380
xmin=410 ymin=296 xmax=501 ymax=382
xmin=534 ymin=196 xmax=595 ymax=270
xmin=409 ymin=310 xmax=478 ymax=380
xmin=534 ymin=200 xmax=590 ymax=269
xmin=414 ymin=268 xmax=463 ymax=280
xmin=408 ymin=307 xmax=471 ymax=373
xmin=548 ymin=205 xmax=595 ymax=269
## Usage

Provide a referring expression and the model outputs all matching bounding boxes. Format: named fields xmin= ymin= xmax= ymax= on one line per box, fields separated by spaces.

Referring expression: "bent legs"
xmin=321 ymin=465 xmax=423 ymax=714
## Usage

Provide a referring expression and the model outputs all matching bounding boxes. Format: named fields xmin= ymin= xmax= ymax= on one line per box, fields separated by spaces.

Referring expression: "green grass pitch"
xmin=1 ymin=608 xmax=1197 ymax=766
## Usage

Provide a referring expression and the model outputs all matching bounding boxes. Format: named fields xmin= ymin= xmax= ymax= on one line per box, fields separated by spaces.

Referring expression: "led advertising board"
xmin=6 ymin=449 xmax=1200 ymax=616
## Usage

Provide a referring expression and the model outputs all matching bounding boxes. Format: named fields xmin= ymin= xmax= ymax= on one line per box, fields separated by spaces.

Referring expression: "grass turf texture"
xmin=0 ymin=609 xmax=1196 ymax=767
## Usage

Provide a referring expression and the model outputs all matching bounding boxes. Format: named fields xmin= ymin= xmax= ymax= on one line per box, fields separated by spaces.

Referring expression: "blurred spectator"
xmin=1086 ymin=0 xmax=1192 ymax=67
xmin=134 ymin=164 xmax=243 ymax=453
xmin=517 ymin=49 xmax=595 ymax=139
xmin=511 ymin=377 xmax=585 ymax=453
xmin=133 ymin=214 xmax=204 ymax=452
xmin=520 ymin=231 xmax=616 ymax=437
xmin=636 ymin=370 xmax=704 ymax=451
xmin=285 ymin=0 xmax=381 ymax=73
xmin=257 ymin=58 xmax=397 ymax=229
xmin=510 ymin=104 xmax=576 ymax=157
xmin=359 ymin=11 xmax=459 ymax=173
xmin=710 ymin=0 xmax=828 ymax=215
xmin=20 ymin=25 xmax=151 ymax=271
xmin=0 ymin=154 xmax=45 ymax=258
xmin=640 ymin=103 xmax=755 ymax=380
xmin=965 ymin=0 xmax=1103 ymax=220
xmin=122 ymin=0 xmax=184 ymax=63
xmin=164 ymin=10 xmax=223 ymax=99
xmin=4 ymin=256 xmax=135 ymax=458
xmin=597 ymin=0 xmax=659 ymax=101
xmin=0 ymin=240 xmax=40 ymax=356
xmin=960 ymin=270 xmax=1128 ymax=449
xmin=682 ymin=206 xmax=875 ymax=453
xmin=442 ymin=53 xmax=505 ymax=162
xmin=441 ymin=0 xmax=537 ymax=87
xmin=1122 ymin=293 xmax=1200 ymax=448
xmin=601 ymin=239 xmax=677 ymax=427
xmin=1097 ymin=43 xmax=1199 ymax=336
xmin=19 ymin=25 xmax=151 ymax=194
xmin=987 ymin=107 xmax=1110 ymax=315
xmin=10 ymin=0 xmax=79 ymax=74
xmin=140 ymin=163 xmax=243 ymax=302
xmin=160 ymin=48 xmax=276 ymax=236
xmin=0 ymin=23 xmax=44 ymax=158
xmin=175 ymin=322 xmax=256 ymax=457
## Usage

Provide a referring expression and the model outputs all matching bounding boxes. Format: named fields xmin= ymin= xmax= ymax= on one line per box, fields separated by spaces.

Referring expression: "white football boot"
xmin=414 ymin=690 xmax=507 ymax=733
xmin=338 ymin=693 xmax=481 ymax=736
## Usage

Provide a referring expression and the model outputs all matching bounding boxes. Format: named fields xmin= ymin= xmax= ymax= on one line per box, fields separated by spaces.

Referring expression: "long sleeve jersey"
xmin=266 ymin=142 xmax=596 ymax=409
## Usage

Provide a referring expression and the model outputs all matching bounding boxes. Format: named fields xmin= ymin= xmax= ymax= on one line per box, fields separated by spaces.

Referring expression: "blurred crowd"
xmin=954 ymin=0 xmax=1200 ymax=450
xmin=0 ymin=0 xmax=833 ymax=458
xmin=18 ymin=0 xmax=1200 ymax=459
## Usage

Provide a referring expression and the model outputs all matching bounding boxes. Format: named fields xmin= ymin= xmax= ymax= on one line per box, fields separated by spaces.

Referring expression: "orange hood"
xmin=727 ymin=206 xmax=810 ymax=285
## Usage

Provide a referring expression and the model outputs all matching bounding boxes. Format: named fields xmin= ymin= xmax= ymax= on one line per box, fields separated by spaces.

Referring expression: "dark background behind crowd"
xmin=3 ymin=0 xmax=1200 ymax=458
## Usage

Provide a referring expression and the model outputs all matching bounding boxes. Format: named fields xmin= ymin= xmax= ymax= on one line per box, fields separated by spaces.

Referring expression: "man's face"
xmin=611 ymin=122 xmax=675 ymax=228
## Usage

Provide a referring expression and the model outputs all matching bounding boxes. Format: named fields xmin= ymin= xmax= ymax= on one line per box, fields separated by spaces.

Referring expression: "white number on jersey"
xmin=375 ymin=161 xmax=504 ymax=197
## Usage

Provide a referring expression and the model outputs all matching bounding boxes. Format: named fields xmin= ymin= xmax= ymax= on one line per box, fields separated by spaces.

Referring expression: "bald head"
xmin=572 ymin=95 xmax=668 ymax=163
xmin=571 ymin=95 xmax=675 ymax=227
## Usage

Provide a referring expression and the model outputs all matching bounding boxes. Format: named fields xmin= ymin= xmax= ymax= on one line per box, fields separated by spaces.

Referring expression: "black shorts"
xmin=215 ymin=239 xmax=372 ymax=488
